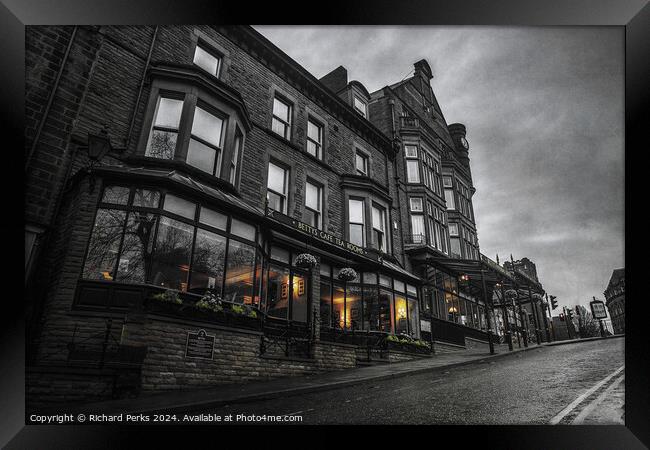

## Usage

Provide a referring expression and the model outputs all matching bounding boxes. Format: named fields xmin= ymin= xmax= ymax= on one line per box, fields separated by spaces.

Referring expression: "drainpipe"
xmin=125 ymin=26 xmax=158 ymax=150
xmin=26 ymin=26 xmax=78 ymax=172
xmin=388 ymin=97 xmax=405 ymax=267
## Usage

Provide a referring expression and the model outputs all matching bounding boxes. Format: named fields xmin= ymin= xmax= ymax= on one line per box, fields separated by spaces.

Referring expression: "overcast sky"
xmin=255 ymin=26 xmax=624 ymax=312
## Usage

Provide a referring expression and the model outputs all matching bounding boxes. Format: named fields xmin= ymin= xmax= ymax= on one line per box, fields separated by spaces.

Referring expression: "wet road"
xmin=203 ymin=337 xmax=624 ymax=424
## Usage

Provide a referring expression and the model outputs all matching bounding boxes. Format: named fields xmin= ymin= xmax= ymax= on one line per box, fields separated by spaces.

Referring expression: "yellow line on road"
xmin=572 ymin=374 xmax=624 ymax=425
xmin=548 ymin=365 xmax=624 ymax=425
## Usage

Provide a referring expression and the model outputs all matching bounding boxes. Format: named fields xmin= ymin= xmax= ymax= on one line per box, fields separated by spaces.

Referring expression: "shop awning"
xmin=381 ymin=259 xmax=421 ymax=284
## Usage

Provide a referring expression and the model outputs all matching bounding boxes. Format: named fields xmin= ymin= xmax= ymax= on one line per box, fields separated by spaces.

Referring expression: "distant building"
xmin=604 ymin=268 xmax=625 ymax=334
xmin=503 ymin=257 xmax=538 ymax=282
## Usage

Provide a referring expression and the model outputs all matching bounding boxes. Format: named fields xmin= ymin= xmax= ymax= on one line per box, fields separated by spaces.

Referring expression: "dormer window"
xmin=193 ymin=44 xmax=221 ymax=77
xmin=353 ymin=96 xmax=367 ymax=118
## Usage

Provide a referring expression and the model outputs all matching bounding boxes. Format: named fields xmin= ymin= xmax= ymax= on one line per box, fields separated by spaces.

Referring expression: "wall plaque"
xmin=185 ymin=329 xmax=215 ymax=360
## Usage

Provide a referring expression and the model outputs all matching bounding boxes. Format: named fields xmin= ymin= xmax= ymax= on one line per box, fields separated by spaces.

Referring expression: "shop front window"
xmin=320 ymin=280 xmax=332 ymax=327
xmin=83 ymin=185 xmax=260 ymax=305
xmin=332 ymin=282 xmax=346 ymax=330
xmin=346 ymin=283 xmax=363 ymax=331
xmin=407 ymin=296 xmax=419 ymax=338
xmin=291 ymin=272 xmax=309 ymax=322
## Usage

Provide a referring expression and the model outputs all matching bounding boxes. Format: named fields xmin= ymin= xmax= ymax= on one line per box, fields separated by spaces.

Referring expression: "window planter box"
xmin=143 ymin=297 xmax=262 ymax=331
xmin=386 ymin=340 xmax=431 ymax=355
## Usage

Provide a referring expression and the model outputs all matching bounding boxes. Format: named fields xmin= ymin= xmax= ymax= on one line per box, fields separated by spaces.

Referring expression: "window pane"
xmin=306 ymin=182 xmax=320 ymax=210
xmin=349 ymin=224 xmax=364 ymax=247
xmin=372 ymin=206 xmax=385 ymax=231
xmin=191 ymin=106 xmax=223 ymax=147
xmin=187 ymin=138 xmax=217 ymax=174
xmin=379 ymin=274 xmax=391 ymax=287
xmin=320 ymin=262 xmax=331 ymax=278
xmin=394 ymin=279 xmax=405 ymax=293
xmin=273 ymin=98 xmax=290 ymax=122
xmin=407 ymin=297 xmax=419 ymax=338
xmin=189 ymin=228 xmax=226 ymax=296
xmin=346 ymin=284 xmax=363 ymax=330
xmin=132 ymin=189 xmax=160 ymax=208
xmin=363 ymin=285 xmax=380 ymax=331
xmin=230 ymin=218 xmax=256 ymax=241
xmin=267 ymin=162 xmax=287 ymax=195
xmin=407 ymin=284 xmax=417 ymax=296
xmin=449 ymin=223 xmax=459 ymax=236
xmin=404 ymin=145 xmax=418 ymax=158
xmin=354 ymin=97 xmax=367 ymax=117
xmin=267 ymin=264 xmax=290 ymax=319
xmin=355 ymin=152 xmax=367 ymax=173
xmin=379 ymin=289 xmax=394 ymax=332
xmin=271 ymin=118 xmax=287 ymax=138
xmin=150 ymin=216 xmax=193 ymax=291
xmin=409 ymin=198 xmax=423 ymax=212
xmin=395 ymin=295 xmax=408 ymax=334
xmin=306 ymin=140 xmax=318 ymax=157
xmin=101 ymin=186 xmax=130 ymax=205
xmin=163 ymin=194 xmax=196 ymax=220
xmin=291 ymin=273 xmax=308 ymax=322
xmin=443 ymin=176 xmax=453 ymax=187
xmin=154 ymin=97 xmax=183 ymax=128
xmin=270 ymin=246 xmax=290 ymax=264
xmin=332 ymin=283 xmax=346 ymax=330
xmin=199 ymin=207 xmax=227 ymax=230
xmin=406 ymin=160 xmax=420 ymax=183
xmin=445 ymin=189 xmax=456 ymax=209
xmin=82 ymin=209 xmax=126 ymax=280
xmin=320 ymin=281 xmax=332 ymax=327
xmin=307 ymin=120 xmax=321 ymax=142
xmin=363 ymin=272 xmax=378 ymax=285
xmin=193 ymin=45 xmax=220 ymax=75
xmin=411 ymin=215 xmax=425 ymax=242
xmin=450 ymin=237 xmax=461 ymax=257
xmin=267 ymin=191 xmax=283 ymax=213
xmin=349 ymin=199 xmax=364 ymax=223
xmin=223 ymin=239 xmax=256 ymax=305
xmin=146 ymin=129 xmax=177 ymax=159
xmin=117 ymin=212 xmax=156 ymax=282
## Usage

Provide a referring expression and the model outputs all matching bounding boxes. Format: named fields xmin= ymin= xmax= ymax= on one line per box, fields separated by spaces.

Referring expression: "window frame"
xmin=304 ymin=179 xmax=323 ymax=230
xmin=355 ymin=148 xmax=369 ymax=176
xmin=266 ymin=160 xmax=290 ymax=214
xmin=353 ymin=95 xmax=368 ymax=118
xmin=271 ymin=95 xmax=293 ymax=140
xmin=306 ymin=117 xmax=324 ymax=160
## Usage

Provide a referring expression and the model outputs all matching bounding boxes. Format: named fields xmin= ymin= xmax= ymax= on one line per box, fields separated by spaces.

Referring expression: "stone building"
xmin=604 ymin=268 xmax=625 ymax=334
xmin=25 ymin=25 xmax=511 ymax=408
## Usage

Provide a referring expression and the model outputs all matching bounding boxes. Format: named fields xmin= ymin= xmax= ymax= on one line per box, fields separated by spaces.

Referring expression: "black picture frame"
xmin=3 ymin=0 xmax=646 ymax=447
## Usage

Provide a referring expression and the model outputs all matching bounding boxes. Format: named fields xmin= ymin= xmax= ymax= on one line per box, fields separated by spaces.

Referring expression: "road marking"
xmin=572 ymin=374 xmax=625 ymax=425
xmin=549 ymin=365 xmax=624 ymax=425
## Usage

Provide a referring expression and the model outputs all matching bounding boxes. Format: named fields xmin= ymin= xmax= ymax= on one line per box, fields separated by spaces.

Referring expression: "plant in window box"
xmin=294 ymin=253 xmax=317 ymax=270
xmin=337 ymin=267 xmax=358 ymax=282
xmin=150 ymin=290 xmax=183 ymax=305
xmin=194 ymin=293 xmax=224 ymax=313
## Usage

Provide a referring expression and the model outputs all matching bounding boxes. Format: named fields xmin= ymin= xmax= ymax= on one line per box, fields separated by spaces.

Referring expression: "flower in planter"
xmin=386 ymin=334 xmax=400 ymax=343
xmin=194 ymin=292 xmax=223 ymax=313
xmin=337 ymin=267 xmax=358 ymax=282
xmin=151 ymin=290 xmax=182 ymax=305
xmin=294 ymin=253 xmax=317 ymax=269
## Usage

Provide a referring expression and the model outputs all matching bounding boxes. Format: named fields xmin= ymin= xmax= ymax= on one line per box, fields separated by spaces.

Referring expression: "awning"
xmin=381 ymin=259 xmax=421 ymax=284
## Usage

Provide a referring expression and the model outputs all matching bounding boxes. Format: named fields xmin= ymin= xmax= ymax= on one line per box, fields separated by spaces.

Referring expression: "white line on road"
xmin=549 ymin=365 xmax=624 ymax=425
xmin=572 ymin=374 xmax=625 ymax=425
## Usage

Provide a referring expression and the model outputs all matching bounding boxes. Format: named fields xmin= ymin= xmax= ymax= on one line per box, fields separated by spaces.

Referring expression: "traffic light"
xmin=567 ymin=309 xmax=574 ymax=321
xmin=575 ymin=306 xmax=581 ymax=316
xmin=550 ymin=296 xmax=558 ymax=310
xmin=559 ymin=313 xmax=565 ymax=321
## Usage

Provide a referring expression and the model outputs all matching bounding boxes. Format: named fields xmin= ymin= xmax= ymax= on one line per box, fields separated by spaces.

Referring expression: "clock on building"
xmin=460 ymin=136 xmax=469 ymax=149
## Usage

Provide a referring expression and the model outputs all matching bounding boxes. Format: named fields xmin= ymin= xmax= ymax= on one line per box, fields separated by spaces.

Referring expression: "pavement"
xmin=36 ymin=335 xmax=623 ymax=417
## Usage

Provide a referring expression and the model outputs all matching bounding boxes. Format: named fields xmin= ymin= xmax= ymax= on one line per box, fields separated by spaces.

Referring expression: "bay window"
xmin=229 ymin=129 xmax=242 ymax=185
xmin=443 ymin=176 xmax=456 ymax=210
xmin=267 ymin=161 xmax=289 ymax=214
xmin=404 ymin=144 xmax=421 ymax=184
xmin=409 ymin=197 xmax=425 ymax=244
xmin=348 ymin=198 xmax=365 ymax=247
xmin=186 ymin=105 xmax=224 ymax=175
xmin=82 ymin=185 xmax=261 ymax=306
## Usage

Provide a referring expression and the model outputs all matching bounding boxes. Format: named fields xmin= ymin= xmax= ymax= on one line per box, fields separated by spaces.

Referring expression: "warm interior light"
xmin=101 ymin=271 xmax=113 ymax=281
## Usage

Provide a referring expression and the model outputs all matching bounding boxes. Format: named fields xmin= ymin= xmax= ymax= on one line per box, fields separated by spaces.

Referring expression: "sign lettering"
xmin=185 ymin=329 xmax=215 ymax=360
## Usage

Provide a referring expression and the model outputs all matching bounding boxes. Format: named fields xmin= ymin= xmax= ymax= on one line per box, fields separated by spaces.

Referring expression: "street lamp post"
xmin=528 ymin=285 xmax=541 ymax=345
xmin=480 ymin=269 xmax=495 ymax=355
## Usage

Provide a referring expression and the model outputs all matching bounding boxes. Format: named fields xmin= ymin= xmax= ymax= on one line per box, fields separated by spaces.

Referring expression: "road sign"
xmin=590 ymin=299 xmax=608 ymax=319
